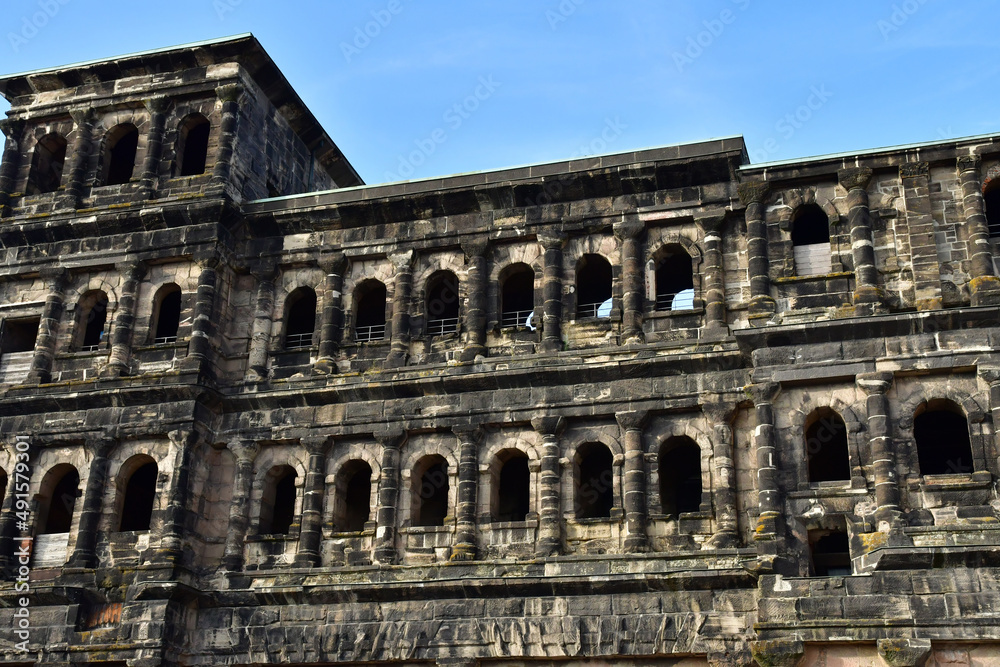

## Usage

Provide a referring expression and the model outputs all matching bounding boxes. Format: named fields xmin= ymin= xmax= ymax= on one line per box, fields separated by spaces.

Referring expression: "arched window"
xmin=654 ymin=247 xmax=694 ymax=311
xmin=39 ymin=465 xmax=79 ymax=535
xmin=914 ymin=400 xmax=974 ymax=476
xmin=101 ymin=123 xmax=139 ymax=186
xmin=576 ymin=254 xmax=613 ymax=319
xmin=575 ymin=442 xmax=613 ymax=519
xmin=260 ymin=465 xmax=297 ymax=535
xmin=175 ymin=114 xmax=210 ymax=177
xmin=354 ymin=280 xmax=387 ymax=342
xmin=494 ymin=450 xmax=530 ymax=522
xmin=334 ymin=460 xmax=372 ymax=532
xmin=119 ymin=459 xmax=157 ymax=532
xmin=791 ymin=204 xmax=831 ymax=276
xmin=284 ymin=287 xmax=317 ymax=350
xmin=151 ymin=284 xmax=181 ymax=344
xmin=426 ymin=271 xmax=459 ymax=336
xmin=805 ymin=408 xmax=851 ymax=483
xmin=809 ymin=527 xmax=851 ymax=576
xmin=412 ymin=455 xmax=449 ymax=527
xmin=77 ymin=291 xmax=109 ymax=351
xmin=986 ymin=183 xmax=1000 ymax=238
xmin=25 ymin=133 xmax=67 ymax=195
xmin=500 ymin=264 xmax=535 ymax=330
xmin=659 ymin=437 xmax=702 ymax=516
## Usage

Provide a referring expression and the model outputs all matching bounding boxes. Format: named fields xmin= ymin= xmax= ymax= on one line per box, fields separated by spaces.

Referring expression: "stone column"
xmin=531 ymin=416 xmax=565 ymax=557
xmin=222 ymin=439 xmax=259 ymax=571
xmin=0 ymin=119 xmax=25 ymax=216
xmin=702 ymin=399 xmax=739 ymax=548
xmin=747 ymin=382 xmax=784 ymax=556
xmin=980 ymin=366 xmax=1000 ymax=478
xmin=0 ymin=436 xmax=32 ymax=571
xmin=155 ymin=429 xmax=197 ymax=565
xmin=295 ymin=435 xmax=330 ymax=567
xmin=459 ymin=239 xmax=488 ymax=362
xmin=737 ymin=181 xmax=775 ymax=325
xmin=958 ymin=155 xmax=1000 ymax=305
xmin=386 ymin=250 xmax=414 ymax=368
xmin=103 ymin=259 xmax=147 ymax=378
xmin=244 ymin=261 xmax=277 ymax=383
xmin=614 ymin=217 xmax=646 ymax=345
xmin=877 ymin=638 xmax=932 ymax=667
xmin=315 ymin=252 xmax=347 ymax=373
xmin=857 ymin=372 xmax=903 ymax=532
xmin=900 ymin=162 xmax=942 ymax=311
xmin=183 ymin=256 xmax=219 ymax=375
xmin=211 ymin=83 xmax=244 ymax=189
xmin=373 ymin=428 xmax=406 ymax=564
xmin=695 ymin=211 xmax=729 ymax=332
xmin=27 ymin=267 xmax=70 ymax=384
xmin=616 ymin=411 xmax=648 ymax=552
xmin=67 ymin=435 xmax=115 ymax=568
xmin=60 ymin=109 xmax=96 ymax=210
xmin=138 ymin=97 xmax=170 ymax=199
xmin=450 ymin=425 xmax=482 ymax=561
xmin=839 ymin=167 xmax=884 ymax=312
xmin=539 ymin=233 xmax=565 ymax=354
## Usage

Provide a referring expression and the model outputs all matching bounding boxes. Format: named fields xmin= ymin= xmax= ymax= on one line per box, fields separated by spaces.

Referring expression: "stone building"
xmin=0 ymin=33 xmax=998 ymax=667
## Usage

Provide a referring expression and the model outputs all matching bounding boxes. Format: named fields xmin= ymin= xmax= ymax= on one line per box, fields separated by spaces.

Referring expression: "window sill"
xmin=646 ymin=307 xmax=704 ymax=320
xmin=791 ymin=479 xmax=867 ymax=496
xmin=402 ymin=525 xmax=453 ymax=534
xmin=773 ymin=271 xmax=853 ymax=284
xmin=247 ymin=532 xmax=299 ymax=542
xmin=911 ymin=471 xmax=992 ymax=491
xmin=488 ymin=519 xmax=539 ymax=529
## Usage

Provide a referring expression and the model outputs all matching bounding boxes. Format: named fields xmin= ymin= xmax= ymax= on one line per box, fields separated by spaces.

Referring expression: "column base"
xmin=293 ymin=553 xmax=320 ymax=568
xmin=747 ymin=296 xmax=776 ymax=327
xmin=312 ymin=358 xmax=336 ymax=374
xmin=221 ymin=554 xmax=244 ymax=571
xmin=623 ymin=536 xmax=648 ymax=553
xmin=534 ymin=537 xmax=560 ymax=558
xmin=66 ymin=553 xmax=97 ymax=569
xmin=706 ymin=530 xmax=739 ymax=549
xmin=458 ymin=345 xmax=486 ymax=362
xmin=621 ymin=332 xmax=645 ymax=346
xmin=449 ymin=543 xmax=477 ymax=561
xmin=971 ymin=275 xmax=1000 ymax=306
xmin=25 ymin=370 xmax=51 ymax=385
xmin=99 ymin=363 xmax=128 ymax=379
xmin=539 ymin=339 xmax=562 ymax=354
xmin=385 ymin=351 xmax=408 ymax=368
xmin=373 ymin=547 xmax=397 ymax=565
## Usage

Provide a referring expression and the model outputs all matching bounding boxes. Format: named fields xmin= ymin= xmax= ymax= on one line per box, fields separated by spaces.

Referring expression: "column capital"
xmin=227 ymin=439 xmax=260 ymax=463
xmin=531 ymin=415 xmax=566 ymax=437
xmin=979 ymin=365 xmax=1000 ymax=385
xmin=459 ymin=237 xmax=488 ymax=259
xmin=87 ymin=432 xmax=118 ymax=459
xmin=700 ymin=397 xmax=735 ymax=423
xmin=451 ymin=424 xmax=484 ymax=442
xmin=115 ymin=258 xmax=147 ymax=281
xmin=300 ymin=434 xmax=331 ymax=455
xmin=143 ymin=96 xmax=172 ymax=114
xmin=215 ymin=82 xmax=246 ymax=104
xmin=193 ymin=252 xmax=221 ymax=270
xmin=68 ymin=107 xmax=97 ymax=126
xmin=319 ymin=251 xmax=347 ymax=274
xmin=695 ymin=210 xmax=728 ymax=234
xmin=958 ymin=154 xmax=981 ymax=173
xmin=838 ymin=166 xmax=874 ymax=191
xmin=737 ymin=180 xmax=770 ymax=206
xmin=250 ymin=259 xmax=278 ymax=281
xmin=744 ymin=382 xmax=780 ymax=406
xmin=39 ymin=266 xmax=70 ymax=289
xmin=538 ymin=231 xmax=566 ymax=251
xmin=0 ymin=118 xmax=25 ymax=142
xmin=612 ymin=215 xmax=644 ymax=241
xmin=615 ymin=410 xmax=648 ymax=432
xmin=168 ymin=428 xmax=200 ymax=450
xmin=857 ymin=371 xmax=893 ymax=396
xmin=388 ymin=249 xmax=414 ymax=271
xmin=374 ymin=427 xmax=407 ymax=449
xmin=900 ymin=162 xmax=929 ymax=179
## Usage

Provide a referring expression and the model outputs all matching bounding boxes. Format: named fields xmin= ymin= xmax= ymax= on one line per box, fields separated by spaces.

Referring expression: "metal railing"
xmin=500 ymin=309 xmax=536 ymax=330
xmin=152 ymin=335 xmax=178 ymax=345
xmin=426 ymin=317 xmax=459 ymax=336
xmin=655 ymin=289 xmax=695 ymax=312
xmin=284 ymin=332 xmax=313 ymax=349
xmin=577 ymin=299 xmax=612 ymax=319
xmin=355 ymin=324 xmax=386 ymax=343
xmin=80 ymin=344 xmax=101 ymax=353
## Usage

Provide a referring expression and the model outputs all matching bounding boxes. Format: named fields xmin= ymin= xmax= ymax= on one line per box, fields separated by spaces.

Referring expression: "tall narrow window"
xmin=26 ymin=133 xmax=67 ymax=195
xmin=334 ymin=460 xmax=372 ymax=532
xmin=119 ymin=460 xmax=157 ymax=532
xmin=810 ymin=528 xmax=851 ymax=576
xmin=659 ymin=437 xmax=702 ymax=516
xmin=914 ymin=400 xmax=974 ymax=476
xmin=1 ymin=318 xmax=39 ymax=355
xmin=40 ymin=465 xmax=79 ymax=535
xmin=260 ymin=465 xmax=297 ymax=535
xmin=151 ymin=284 xmax=181 ymax=344
xmin=576 ymin=254 xmax=613 ymax=319
xmin=426 ymin=271 xmax=459 ymax=336
xmin=791 ymin=204 xmax=831 ymax=276
xmin=654 ymin=248 xmax=694 ymax=311
xmin=413 ymin=455 xmax=449 ymax=527
xmin=102 ymin=124 xmax=139 ymax=186
xmin=0 ymin=469 xmax=6 ymax=513
xmin=495 ymin=451 xmax=530 ymax=522
xmin=78 ymin=291 xmax=109 ymax=351
xmin=284 ymin=287 xmax=317 ymax=350
xmin=575 ymin=442 xmax=613 ymax=519
xmin=175 ymin=114 xmax=210 ymax=177
xmin=986 ymin=183 xmax=1000 ymax=238
xmin=354 ymin=280 xmax=387 ymax=342
xmin=805 ymin=408 xmax=850 ymax=483
xmin=500 ymin=264 xmax=535 ymax=330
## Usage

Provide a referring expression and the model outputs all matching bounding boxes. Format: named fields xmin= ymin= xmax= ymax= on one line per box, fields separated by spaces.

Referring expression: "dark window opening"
xmin=426 ymin=271 xmax=460 ymax=336
xmin=791 ymin=204 xmax=831 ymax=276
xmin=262 ymin=466 xmax=297 ymax=535
xmin=414 ymin=456 xmax=449 ymax=527
xmin=0 ymin=470 xmax=6 ymax=512
xmin=496 ymin=454 xmax=530 ymax=522
xmin=659 ymin=437 xmax=702 ymax=516
xmin=355 ymin=281 xmax=387 ymax=342
xmin=576 ymin=254 xmax=613 ymax=319
xmin=103 ymin=124 xmax=139 ymax=186
xmin=576 ymin=442 xmax=613 ymax=519
xmin=25 ymin=133 xmax=67 ymax=195
xmin=914 ymin=402 xmax=974 ymax=476
xmin=80 ymin=292 xmax=109 ymax=351
xmin=810 ymin=529 xmax=851 ymax=576
xmin=42 ymin=467 xmax=79 ymax=534
xmin=501 ymin=264 xmax=536 ymax=329
xmin=806 ymin=409 xmax=851 ymax=483
xmin=284 ymin=288 xmax=317 ymax=349
xmin=986 ymin=185 xmax=1000 ymax=238
xmin=654 ymin=249 xmax=694 ymax=311
xmin=176 ymin=115 xmax=210 ymax=177
xmin=1 ymin=318 xmax=39 ymax=354
xmin=152 ymin=286 xmax=181 ymax=344
xmin=120 ymin=462 xmax=157 ymax=532
xmin=337 ymin=461 xmax=372 ymax=532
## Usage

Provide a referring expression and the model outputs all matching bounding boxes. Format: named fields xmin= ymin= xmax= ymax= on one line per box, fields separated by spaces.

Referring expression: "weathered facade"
xmin=0 ymin=34 xmax=998 ymax=667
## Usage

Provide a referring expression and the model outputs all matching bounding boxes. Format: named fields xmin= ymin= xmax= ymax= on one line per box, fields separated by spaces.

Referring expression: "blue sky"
xmin=3 ymin=1 xmax=999 ymax=185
